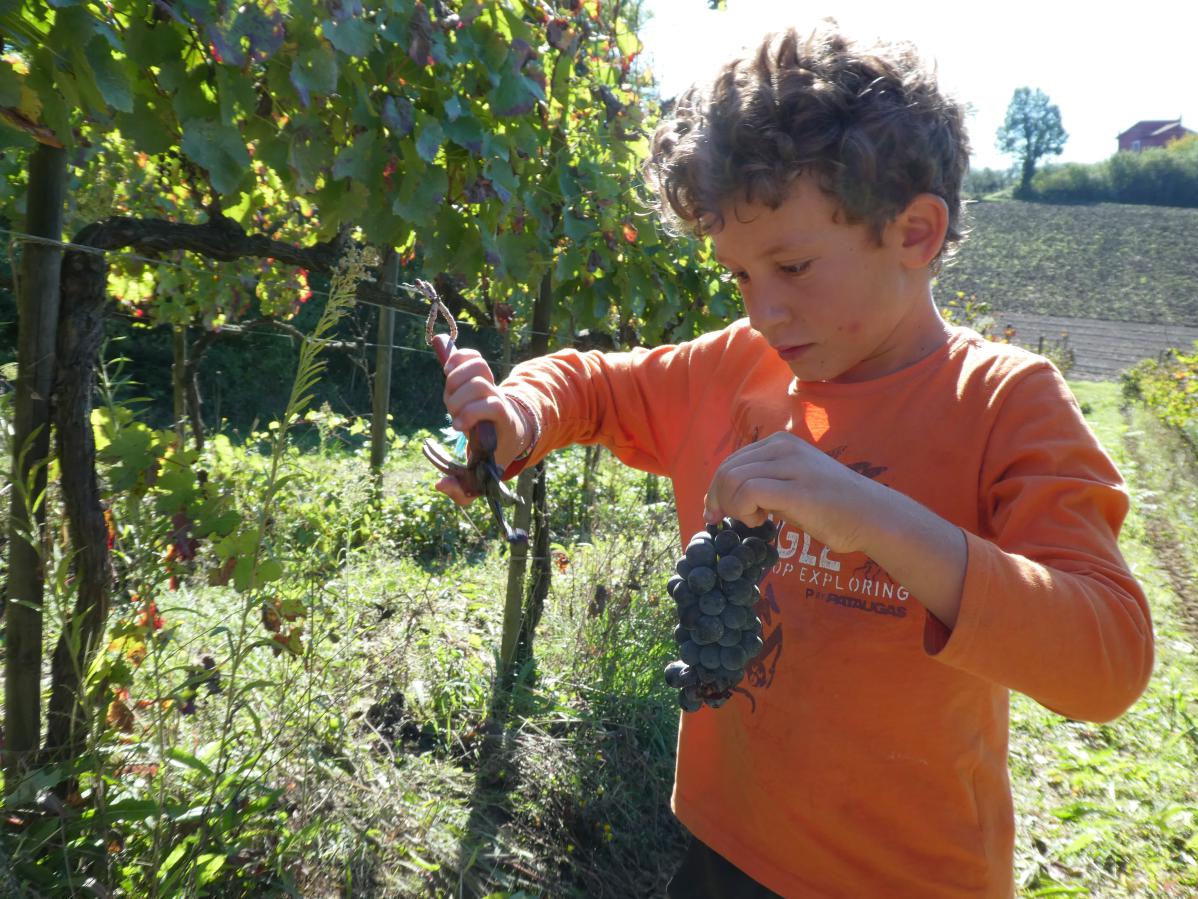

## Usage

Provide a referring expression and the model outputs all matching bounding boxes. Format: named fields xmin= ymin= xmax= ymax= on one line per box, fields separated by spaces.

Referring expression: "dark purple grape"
xmin=680 ymin=640 xmax=701 ymax=666
xmin=733 ymin=542 xmax=757 ymax=566
xmin=664 ymin=660 xmax=689 ymax=688
xmin=687 ymin=566 xmax=716 ymax=595
xmin=720 ymin=644 xmax=748 ymax=669
xmin=680 ymin=603 xmax=703 ymax=629
xmin=718 ymin=626 xmax=743 ymax=648
xmin=704 ymin=522 xmax=721 ymax=538
xmin=676 ymin=558 xmax=692 ymax=579
xmin=729 ymin=518 xmax=751 ymax=539
xmin=667 ymin=574 xmax=685 ymax=598
xmin=721 ymin=605 xmax=748 ymax=630
xmin=742 ymin=536 xmax=768 ymax=564
xmin=717 ymin=555 xmax=744 ymax=582
xmin=673 ymin=624 xmax=687 ymax=645
xmin=692 ymin=615 xmax=724 ymax=645
xmin=674 ymin=581 xmax=697 ymax=606
xmin=741 ymin=632 xmax=764 ymax=659
xmin=697 ymin=665 xmax=720 ymax=684
xmin=712 ymin=671 xmax=738 ymax=692
xmin=678 ymin=664 xmax=699 ymax=688
xmin=699 ymin=644 xmax=721 ymax=669
xmin=680 ymin=688 xmax=703 ymax=713
xmin=744 ymin=564 xmax=766 ymax=584
xmin=685 ymin=541 xmax=716 ymax=569
xmin=698 ymin=591 xmax=726 ymax=616
xmin=724 ymin=577 xmax=755 ymax=606
xmin=713 ymin=529 xmax=740 ymax=555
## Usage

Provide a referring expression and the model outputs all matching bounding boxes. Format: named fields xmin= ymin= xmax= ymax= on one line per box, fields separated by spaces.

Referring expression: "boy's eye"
xmin=781 ymin=260 xmax=813 ymax=276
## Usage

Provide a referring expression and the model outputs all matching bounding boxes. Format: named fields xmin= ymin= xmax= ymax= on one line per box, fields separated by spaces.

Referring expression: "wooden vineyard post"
xmin=498 ymin=465 xmax=538 ymax=681
xmin=370 ymin=250 xmax=399 ymax=482
xmin=514 ymin=461 xmax=549 ymax=672
xmin=3 ymin=143 xmax=68 ymax=785
xmin=498 ymin=267 xmax=554 ymax=685
xmin=172 ymin=325 xmax=188 ymax=442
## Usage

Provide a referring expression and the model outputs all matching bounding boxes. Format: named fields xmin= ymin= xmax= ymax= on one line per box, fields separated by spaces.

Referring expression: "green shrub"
xmin=1022 ymin=137 xmax=1198 ymax=208
xmin=963 ymin=166 xmax=1014 ymax=199
xmin=1108 ymin=144 xmax=1198 ymax=207
xmin=1123 ymin=341 xmax=1198 ymax=451
xmin=1031 ymin=161 xmax=1112 ymax=203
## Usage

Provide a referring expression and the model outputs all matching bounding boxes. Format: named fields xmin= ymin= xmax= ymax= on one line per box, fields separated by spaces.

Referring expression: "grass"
xmin=935 ymin=201 xmax=1198 ymax=324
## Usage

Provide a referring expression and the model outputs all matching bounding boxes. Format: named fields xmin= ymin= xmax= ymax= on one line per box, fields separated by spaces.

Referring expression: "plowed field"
xmin=936 ymin=200 xmax=1198 ymax=324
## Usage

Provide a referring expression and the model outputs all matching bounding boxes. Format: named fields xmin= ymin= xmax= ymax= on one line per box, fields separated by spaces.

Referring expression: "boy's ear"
xmin=890 ymin=193 xmax=949 ymax=269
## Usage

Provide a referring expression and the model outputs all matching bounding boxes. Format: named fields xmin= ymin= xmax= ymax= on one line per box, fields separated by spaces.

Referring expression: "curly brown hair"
xmin=644 ymin=25 xmax=970 ymax=267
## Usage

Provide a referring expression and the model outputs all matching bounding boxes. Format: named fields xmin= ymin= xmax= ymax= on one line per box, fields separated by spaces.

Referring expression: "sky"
xmin=638 ymin=1 xmax=1198 ymax=172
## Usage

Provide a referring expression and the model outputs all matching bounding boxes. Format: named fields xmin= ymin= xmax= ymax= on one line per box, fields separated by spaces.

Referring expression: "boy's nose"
xmin=746 ymin=286 xmax=791 ymax=334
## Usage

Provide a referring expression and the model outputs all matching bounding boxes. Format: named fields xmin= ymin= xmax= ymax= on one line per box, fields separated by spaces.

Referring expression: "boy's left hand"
xmin=703 ymin=432 xmax=884 ymax=555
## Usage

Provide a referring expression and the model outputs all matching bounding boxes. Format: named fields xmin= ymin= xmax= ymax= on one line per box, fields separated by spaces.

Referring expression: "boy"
xmin=433 ymin=25 xmax=1154 ymax=898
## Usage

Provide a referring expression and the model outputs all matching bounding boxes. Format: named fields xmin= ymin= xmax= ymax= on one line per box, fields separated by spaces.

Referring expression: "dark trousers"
xmin=666 ymin=837 xmax=783 ymax=898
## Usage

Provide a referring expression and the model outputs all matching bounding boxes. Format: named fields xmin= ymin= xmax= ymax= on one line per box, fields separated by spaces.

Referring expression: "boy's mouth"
xmin=776 ymin=344 xmax=814 ymax=361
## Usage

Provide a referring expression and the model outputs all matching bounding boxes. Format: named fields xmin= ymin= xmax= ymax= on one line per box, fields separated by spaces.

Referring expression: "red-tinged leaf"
xmin=106 ymin=699 xmax=135 ymax=733
xmin=547 ymin=19 xmax=574 ymax=50
xmin=622 ymin=222 xmax=638 ymax=243
xmin=0 ymin=106 xmax=64 ymax=147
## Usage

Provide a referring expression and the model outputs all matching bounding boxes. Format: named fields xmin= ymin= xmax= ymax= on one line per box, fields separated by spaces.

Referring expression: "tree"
xmin=997 ymin=87 xmax=1067 ymax=195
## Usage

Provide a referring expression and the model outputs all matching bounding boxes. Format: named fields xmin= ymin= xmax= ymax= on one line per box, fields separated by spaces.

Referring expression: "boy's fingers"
xmin=435 ymin=476 xmax=475 ymax=507
xmin=451 ymin=395 xmax=509 ymax=435
xmin=706 ymin=483 xmax=774 ymax=527
xmin=706 ymin=463 xmax=790 ymax=524
xmin=444 ymin=380 xmax=498 ymax=421
xmin=703 ymin=496 xmax=721 ymax=523
xmin=443 ymin=352 xmax=494 ymax=392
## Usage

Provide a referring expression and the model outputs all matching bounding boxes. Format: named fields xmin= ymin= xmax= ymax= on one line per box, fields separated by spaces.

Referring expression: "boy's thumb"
xmin=431 ymin=333 xmax=454 ymax=366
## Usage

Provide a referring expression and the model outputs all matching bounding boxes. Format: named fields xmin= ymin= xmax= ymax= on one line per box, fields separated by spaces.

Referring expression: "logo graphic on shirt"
xmin=773 ymin=524 xmax=911 ymax=615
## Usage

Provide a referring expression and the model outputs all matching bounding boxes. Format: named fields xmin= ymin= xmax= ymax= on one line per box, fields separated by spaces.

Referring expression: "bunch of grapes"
xmin=664 ymin=517 xmax=779 ymax=712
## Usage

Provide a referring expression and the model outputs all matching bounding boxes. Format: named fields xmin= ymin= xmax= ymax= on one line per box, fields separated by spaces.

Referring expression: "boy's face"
xmin=710 ymin=175 xmax=945 ymax=384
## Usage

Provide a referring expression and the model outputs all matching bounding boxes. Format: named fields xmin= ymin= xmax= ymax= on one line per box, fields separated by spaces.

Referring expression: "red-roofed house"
xmin=1117 ymin=119 xmax=1195 ymax=152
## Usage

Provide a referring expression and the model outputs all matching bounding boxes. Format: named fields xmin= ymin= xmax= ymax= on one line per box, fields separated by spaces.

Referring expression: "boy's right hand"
xmin=434 ymin=334 xmax=530 ymax=506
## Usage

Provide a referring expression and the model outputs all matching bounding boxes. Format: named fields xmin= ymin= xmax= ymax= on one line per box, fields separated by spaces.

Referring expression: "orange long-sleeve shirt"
xmin=500 ymin=319 xmax=1153 ymax=897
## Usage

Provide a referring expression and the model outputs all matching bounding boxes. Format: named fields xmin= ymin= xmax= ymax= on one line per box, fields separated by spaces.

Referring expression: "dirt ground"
xmin=996 ymin=311 xmax=1198 ymax=381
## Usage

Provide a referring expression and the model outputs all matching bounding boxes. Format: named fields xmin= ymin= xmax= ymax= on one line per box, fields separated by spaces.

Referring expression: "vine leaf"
xmin=414 ymin=115 xmax=444 ymax=163
xmin=84 ymin=38 xmax=133 ymax=113
xmin=181 ymin=118 xmax=251 ymax=195
xmin=322 ymin=16 xmax=374 ymax=58
xmin=489 ymin=68 xmax=541 ymax=118
xmin=289 ymin=44 xmax=338 ymax=107
xmin=381 ymin=94 xmax=414 ymax=137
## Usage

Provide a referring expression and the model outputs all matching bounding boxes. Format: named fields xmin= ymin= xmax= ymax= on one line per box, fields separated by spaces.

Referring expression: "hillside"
xmin=935 ymin=200 xmax=1198 ymax=325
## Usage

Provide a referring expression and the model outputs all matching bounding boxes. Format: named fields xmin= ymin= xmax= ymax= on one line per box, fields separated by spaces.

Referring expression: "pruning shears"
xmin=414 ymin=279 xmax=528 ymax=545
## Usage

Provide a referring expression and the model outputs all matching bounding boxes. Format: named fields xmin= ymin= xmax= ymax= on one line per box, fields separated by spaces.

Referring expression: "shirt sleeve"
xmin=496 ymin=333 xmax=717 ymax=480
xmin=925 ymin=364 xmax=1154 ymax=722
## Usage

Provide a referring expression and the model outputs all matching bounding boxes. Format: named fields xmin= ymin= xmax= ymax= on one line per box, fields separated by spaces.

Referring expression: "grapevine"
xmin=664 ymin=517 xmax=779 ymax=711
